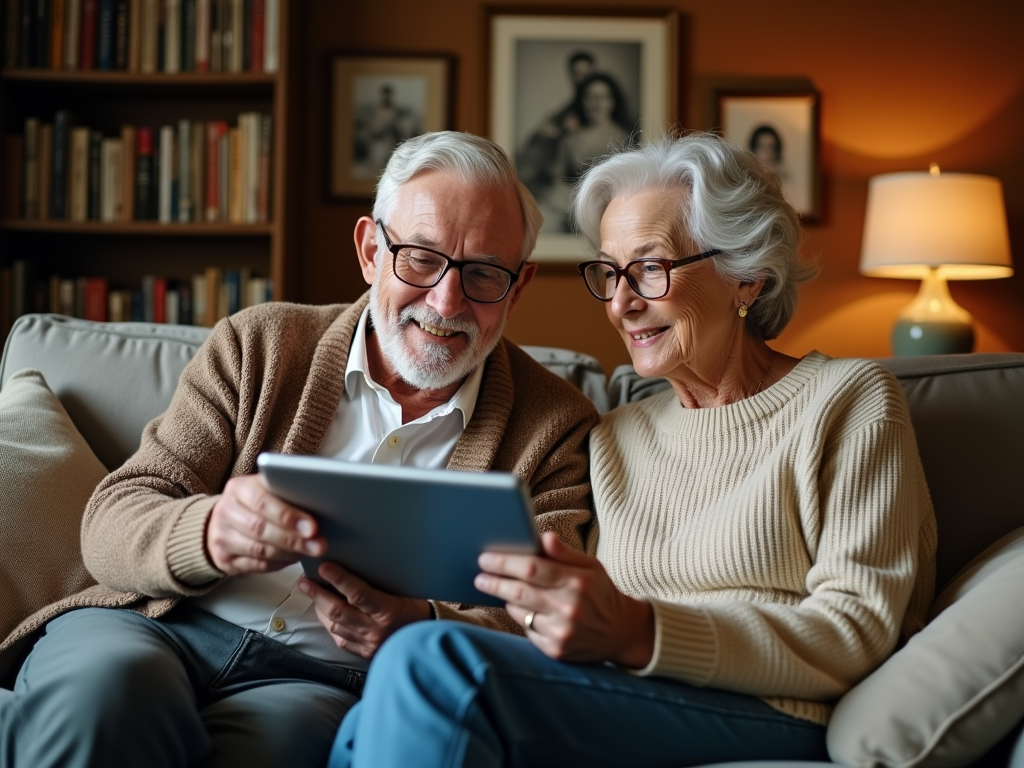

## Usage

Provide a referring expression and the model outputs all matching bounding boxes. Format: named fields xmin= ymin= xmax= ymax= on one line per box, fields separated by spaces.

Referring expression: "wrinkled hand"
xmin=206 ymin=474 xmax=326 ymax=575
xmin=474 ymin=531 xmax=654 ymax=667
xmin=298 ymin=563 xmax=433 ymax=659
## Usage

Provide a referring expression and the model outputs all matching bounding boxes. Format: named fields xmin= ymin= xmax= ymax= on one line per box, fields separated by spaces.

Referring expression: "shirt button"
xmin=271 ymin=618 xmax=286 ymax=632
xmin=388 ymin=435 xmax=399 ymax=447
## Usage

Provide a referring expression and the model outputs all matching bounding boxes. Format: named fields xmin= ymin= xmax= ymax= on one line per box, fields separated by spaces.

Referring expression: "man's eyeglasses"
xmin=376 ymin=220 xmax=523 ymax=304
xmin=577 ymin=250 xmax=721 ymax=301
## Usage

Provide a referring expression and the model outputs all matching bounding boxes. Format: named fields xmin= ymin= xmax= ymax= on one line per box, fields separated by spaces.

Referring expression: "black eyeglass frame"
xmin=577 ymin=250 xmax=722 ymax=302
xmin=375 ymin=219 xmax=523 ymax=304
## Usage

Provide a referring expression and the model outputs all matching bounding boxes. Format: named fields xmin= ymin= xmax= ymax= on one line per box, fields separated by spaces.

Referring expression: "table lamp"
xmin=859 ymin=165 xmax=1013 ymax=355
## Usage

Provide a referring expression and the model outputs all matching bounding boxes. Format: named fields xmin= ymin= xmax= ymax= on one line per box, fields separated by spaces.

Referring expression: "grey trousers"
xmin=0 ymin=602 xmax=363 ymax=768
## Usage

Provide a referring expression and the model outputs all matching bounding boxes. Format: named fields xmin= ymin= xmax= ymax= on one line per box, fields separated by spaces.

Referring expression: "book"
xmin=163 ymin=0 xmax=179 ymax=72
xmin=176 ymin=117 xmax=191 ymax=221
xmin=158 ymin=123 xmax=174 ymax=222
xmin=119 ymin=123 xmax=135 ymax=220
xmin=152 ymin=275 xmax=166 ymax=322
xmin=22 ymin=117 xmax=40 ymax=219
xmin=3 ymin=135 xmax=23 ymax=220
xmin=51 ymin=0 xmax=65 ymax=69
xmin=204 ymin=119 xmax=222 ymax=221
xmin=193 ymin=0 xmax=207 ymax=71
xmin=190 ymin=119 xmax=204 ymax=219
xmin=58 ymin=277 xmax=75 ymax=315
xmin=138 ymin=0 xmax=155 ymax=71
xmin=83 ymin=277 xmax=108 ymax=321
xmin=100 ymin=136 xmax=122 ymax=221
xmin=96 ymin=0 xmax=114 ymax=69
xmin=223 ymin=268 xmax=240 ymax=315
xmin=5 ymin=0 xmax=19 ymax=68
xmin=33 ymin=0 xmax=50 ymax=68
xmin=51 ymin=110 xmax=75 ymax=218
xmin=208 ymin=0 xmax=220 ymax=71
xmin=114 ymin=0 xmax=127 ymax=68
xmin=134 ymin=125 xmax=154 ymax=220
xmin=48 ymin=274 xmax=60 ymax=313
xmin=87 ymin=128 xmax=102 ymax=220
xmin=129 ymin=289 xmax=143 ymax=320
xmin=217 ymin=125 xmax=229 ymax=221
xmin=181 ymin=0 xmax=194 ymax=71
xmin=79 ymin=0 xmax=96 ymax=69
xmin=227 ymin=0 xmax=241 ymax=72
xmin=11 ymin=259 xmax=29 ymax=320
xmin=19 ymin=0 xmax=32 ymax=68
xmin=108 ymin=288 xmax=127 ymax=321
xmin=177 ymin=279 xmax=192 ymax=324
xmin=62 ymin=0 xmax=79 ymax=68
xmin=204 ymin=264 xmax=221 ymax=325
xmin=68 ymin=124 xmax=90 ymax=221
xmin=190 ymin=272 xmax=206 ymax=326
xmin=127 ymin=0 xmax=140 ymax=70
xmin=228 ymin=123 xmax=242 ymax=222
xmin=262 ymin=0 xmax=276 ymax=73
xmin=165 ymin=286 xmax=179 ymax=324
xmin=38 ymin=122 xmax=53 ymax=219
xmin=248 ymin=0 xmax=261 ymax=72
xmin=244 ymin=112 xmax=259 ymax=223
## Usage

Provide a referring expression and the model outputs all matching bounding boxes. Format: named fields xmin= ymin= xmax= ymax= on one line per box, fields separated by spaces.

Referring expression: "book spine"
xmin=261 ymin=0 xmax=275 ymax=73
xmin=140 ymin=273 xmax=153 ymax=320
xmin=208 ymin=0 xmax=220 ymax=71
xmin=129 ymin=289 xmax=144 ymax=320
xmin=62 ymin=0 xmax=79 ymax=68
xmin=50 ymin=110 xmax=72 ymax=218
xmin=177 ymin=280 xmax=192 ymax=325
xmin=190 ymin=119 xmax=204 ymax=218
xmin=68 ymin=124 xmax=89 ymax=221
xmin=158 ymin=123 xmax=174 ymax=222
xmin=248 ymin=0 xmax=261 ymax=73
xmin=134 ymin=125 xmax=153 ymax=220
xmin=19 ymin=0 xmax=33 ymax=68
xmin=227 ymin=124 xmax=241 ymax=223
xmin=162 ymin=0 xmax=178 ymax=72
xmin=204 ymin=264 xmax=220 ymax=326
xmin=50 ymin=0 xmax=65 ymax=69
xmin=180 ymin=0 xmax=193 ymax=71
xmin=96 ymin=0 xmax=113 ymax=69
xmin=239 ymin=0 xmax=248 ymax=70
xmin=100 ymin=136 xmax=122 ymax=221
xmin=217 ymin=127 xmax=229 ymax=221
xmin=257 ymin=112 xmax=271 ymax=223
xmin=245 ymin=112 xmax=258 ymax=223
xmin=48 ymin=273 xmax=60 ymax=313
xmin=58 ymin=277 xmax=75 ymax=315
xmin=139 ymin=0 xmax=154 ymax=71
xmin=223 ymin=268 xmax=240 ymax=315
xmin=190 ymin=272 xmax=206 ymax=326
xmin=204 ymin=119 xmax=220 ymax=221
xmin=176 ymin=117 xmax=190 ymax=221
xmin=113 ymin=0 xmax=127 ymax=68
xmin=38 ymin=122 xmax=53 ymax=219
xmin=83 ymin=277 xmax=108 ymax=321
xmin=127 ymin=0 xmax=140 ymax=70
xmin=33 ymin=0 xmax=49 ymax=68
xmin=165 ymin=286 xmax=179 ymax=324
xmin=79 ymin=0 xmax=95 ymax=69
xmin=22 ymin=117 xmax=40 ymax=218
xmin=5 ymin=0 xmax=20 ymax=68
xmin=119 ymin=124 xmax=135 ymax=220
xmin=86 ymin=128 xmax=102 ymax=219
xmin=107 ymin=288 xmax=125 ymax=321
xmin=152 ymin=275 xmax=166 ymax=322
xmin=11 ymin=260 xmax=29 ymax=319
xmin=193 ymin=0 xmax=207 ymax=71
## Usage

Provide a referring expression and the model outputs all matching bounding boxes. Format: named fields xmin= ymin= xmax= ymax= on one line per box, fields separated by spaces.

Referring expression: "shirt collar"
xmin=345 ymin=306 xmax=483 ymax=428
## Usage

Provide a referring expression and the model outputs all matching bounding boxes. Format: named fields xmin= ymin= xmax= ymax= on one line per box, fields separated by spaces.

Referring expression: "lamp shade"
xmin=860 ymin=171 xmax=1013 ymax=280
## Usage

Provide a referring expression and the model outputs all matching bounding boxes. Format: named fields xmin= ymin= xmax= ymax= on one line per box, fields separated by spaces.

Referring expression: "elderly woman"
xmin=328 ymin=132 xmax=938 ymax=767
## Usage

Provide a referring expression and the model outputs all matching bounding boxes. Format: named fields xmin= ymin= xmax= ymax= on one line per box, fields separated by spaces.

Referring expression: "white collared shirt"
xmin=191 ymin=307 xmax=483 ymax=669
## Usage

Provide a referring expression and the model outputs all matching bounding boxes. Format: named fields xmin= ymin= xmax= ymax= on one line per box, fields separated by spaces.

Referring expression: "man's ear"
xmin=354 ymin=216 xmax=380 ymax=286
xmin=505 ymin=261 xmax=537 ymax=315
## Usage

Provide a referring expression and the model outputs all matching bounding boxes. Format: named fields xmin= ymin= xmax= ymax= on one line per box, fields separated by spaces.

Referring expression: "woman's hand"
xmin=474 ymin=531 xmax=655 ymax=668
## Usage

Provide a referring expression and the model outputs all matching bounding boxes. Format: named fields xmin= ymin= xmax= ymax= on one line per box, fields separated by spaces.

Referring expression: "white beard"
xmin=369 ymin=279 xmax=509 ymax=391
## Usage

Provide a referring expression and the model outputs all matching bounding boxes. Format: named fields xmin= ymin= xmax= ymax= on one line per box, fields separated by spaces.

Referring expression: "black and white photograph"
xmin=329 ymin=53 xmax=452 ymax=200
xmin=489 ymin=9 xmax=683 ymax=261
xmin=716 ymin=91 xmax=822 ymax=221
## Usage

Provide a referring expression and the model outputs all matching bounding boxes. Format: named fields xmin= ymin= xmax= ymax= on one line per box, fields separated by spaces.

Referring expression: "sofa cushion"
xmin=827 ymin=525 xmax=1024 ymax=768
xmin=0 ymin=369 xmax=107 ymax=641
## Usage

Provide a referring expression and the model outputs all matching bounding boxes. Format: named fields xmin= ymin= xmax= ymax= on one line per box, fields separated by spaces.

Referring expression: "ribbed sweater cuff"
xmin=168 ymin=496 xmax=223 ymax=586
xmin=633 ymin=599 xmax=718 ymax=685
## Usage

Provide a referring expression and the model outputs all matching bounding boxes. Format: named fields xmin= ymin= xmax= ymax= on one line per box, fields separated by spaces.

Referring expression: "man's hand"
xmin=206 ymin=474 xmax=326 ymax=575
xmin=298 ymin=563 xmax=433 ymax=659
xmin=473 ymin=531 xmax=655 ymax=668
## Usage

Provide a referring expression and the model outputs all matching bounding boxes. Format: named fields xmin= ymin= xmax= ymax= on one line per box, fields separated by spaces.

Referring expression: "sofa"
xmin=1 ymin=311 xmax=1024 ymax=768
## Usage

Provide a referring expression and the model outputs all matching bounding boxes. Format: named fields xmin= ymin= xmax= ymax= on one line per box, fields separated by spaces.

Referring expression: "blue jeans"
xmin=330 ymin=621 xmax=828 ymax=768
xmin=0 ymin=602 xmax=363 ymax=768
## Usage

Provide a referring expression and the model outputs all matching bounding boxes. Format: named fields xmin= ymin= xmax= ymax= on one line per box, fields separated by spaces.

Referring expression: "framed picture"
xmin=715 ymin=91 xmax=822 ymax=222
xmin=487 ymin=7 xmax=685 ymax=262
xmin=328 ymin=52 xmax=454 ymax=200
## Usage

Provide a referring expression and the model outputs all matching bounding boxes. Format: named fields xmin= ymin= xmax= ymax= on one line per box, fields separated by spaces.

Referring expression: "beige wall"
xmin=293 ymin=0 xmax=1024 ymax=374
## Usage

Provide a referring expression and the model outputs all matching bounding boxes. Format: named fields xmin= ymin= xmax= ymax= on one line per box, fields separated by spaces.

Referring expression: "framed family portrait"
xmin=715 ymin=91 xmax=822 ymax=222
xmin=328 ymin=52 xmax=454 ymax=200
xmin=487 ymin=7 xmax=685 ymax=262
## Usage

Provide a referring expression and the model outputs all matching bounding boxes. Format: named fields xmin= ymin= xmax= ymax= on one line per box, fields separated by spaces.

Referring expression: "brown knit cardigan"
xmin=0 ymin=295 xmax=598 ymax=685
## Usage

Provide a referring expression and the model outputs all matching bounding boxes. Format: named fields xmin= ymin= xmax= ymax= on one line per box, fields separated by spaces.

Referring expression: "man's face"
xmin=362 ymin=171 xmax=534 ymax=392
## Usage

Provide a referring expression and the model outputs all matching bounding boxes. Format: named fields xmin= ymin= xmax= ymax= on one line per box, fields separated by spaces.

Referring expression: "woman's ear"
xmin=738 ymin=277 xmax=767 ymax=307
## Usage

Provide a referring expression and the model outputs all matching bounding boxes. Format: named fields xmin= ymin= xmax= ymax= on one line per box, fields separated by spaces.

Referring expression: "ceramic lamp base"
xmin=891 ymin=319 xmax=974 ymax=356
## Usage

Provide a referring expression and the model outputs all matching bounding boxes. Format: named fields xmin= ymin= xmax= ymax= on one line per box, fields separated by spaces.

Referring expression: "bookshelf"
xmin=0 ymin=0 xmax=296 ymax=336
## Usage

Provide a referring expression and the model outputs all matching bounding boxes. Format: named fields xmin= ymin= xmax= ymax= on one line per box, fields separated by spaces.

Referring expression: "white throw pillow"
xmin=827 ymin=525 xmax=1024 ymax=768
xmin=0 ymin=369 xmax=107 ymax=640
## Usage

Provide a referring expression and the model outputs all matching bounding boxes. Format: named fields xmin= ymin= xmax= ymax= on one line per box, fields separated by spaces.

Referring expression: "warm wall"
xmin=293 ymin=0 xmax=1024 ymax=374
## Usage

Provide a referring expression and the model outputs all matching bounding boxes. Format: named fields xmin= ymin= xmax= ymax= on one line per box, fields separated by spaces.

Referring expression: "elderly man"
xmin=0 ymin=132 xmax=597 ymax=768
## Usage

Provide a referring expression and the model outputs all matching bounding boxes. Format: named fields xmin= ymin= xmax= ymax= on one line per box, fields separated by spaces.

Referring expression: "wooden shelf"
xmin=1 ymin=68 xmax=278 ymax=86
xmin=1 ymin=220 xmax=274 ymax=236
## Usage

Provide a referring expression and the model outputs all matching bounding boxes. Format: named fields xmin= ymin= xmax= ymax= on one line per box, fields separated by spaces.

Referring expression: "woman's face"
xmin=582 ymin=80 xmax=615 ymax=124
xmin=598 ymin=188 xmax=740 ymax=381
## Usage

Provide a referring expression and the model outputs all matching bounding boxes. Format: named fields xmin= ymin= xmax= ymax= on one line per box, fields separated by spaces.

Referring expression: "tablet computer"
xmin=256 ymin=452 xmax=540 ymax=607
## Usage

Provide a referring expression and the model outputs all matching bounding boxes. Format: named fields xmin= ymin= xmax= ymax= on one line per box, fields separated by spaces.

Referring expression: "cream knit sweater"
xmin=589 ymin=351 xmax=937 ymax=725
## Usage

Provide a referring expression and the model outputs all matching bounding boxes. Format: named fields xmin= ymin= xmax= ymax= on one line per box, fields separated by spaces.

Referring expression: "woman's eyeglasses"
xmin=577 ymin=250 xmax=720 ymax=301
